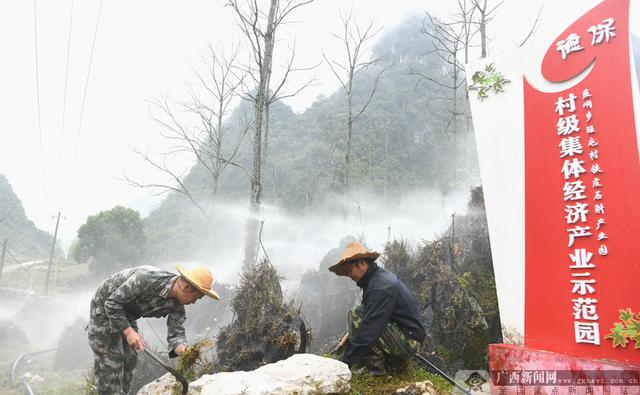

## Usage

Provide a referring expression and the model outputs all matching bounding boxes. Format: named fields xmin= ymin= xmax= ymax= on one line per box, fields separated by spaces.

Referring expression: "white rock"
xmin=137 ymin=353 xmax=351 ymax=395
xmin=393 ymin=380 xmax=437 ymax=395
xmin=29 ymin=374 xmax=45 ymax=383
xmin=136 ymin=373 xmax=178 ymax=395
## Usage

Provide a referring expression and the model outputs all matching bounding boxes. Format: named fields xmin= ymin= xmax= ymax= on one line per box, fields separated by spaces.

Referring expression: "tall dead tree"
xmin=324 ymin=10 xmax=387 ymax=197
xmin=227 ymin=0 xmax=314 ymax=266
xmin=410 ymin=0 xmax=487 ymax=190
xmin=470 ymin=0 xmax=504 ymax=58
xmin=417 ymin=13 xmax=467 ymax=189
xmin=124 ymin=44 xmax=249 ymax=220
xmin=457 ymin=0 xmax=477 ymax=64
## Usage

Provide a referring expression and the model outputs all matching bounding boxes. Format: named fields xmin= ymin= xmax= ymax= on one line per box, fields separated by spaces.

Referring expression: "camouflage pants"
xmin=347 ymin=304 xmax=419 ymax=372
xmin=88 ymin=323 xmax=138 ymax=395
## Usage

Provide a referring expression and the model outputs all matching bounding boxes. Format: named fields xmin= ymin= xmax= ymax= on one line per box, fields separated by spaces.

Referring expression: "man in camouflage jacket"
xmin=88 ymin=264 xmax=220 ymax=394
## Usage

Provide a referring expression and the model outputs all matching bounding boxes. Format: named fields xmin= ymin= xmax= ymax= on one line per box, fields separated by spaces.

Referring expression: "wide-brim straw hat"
xmin=328 ymin=241 xmax=380 ymax=276
xmin=176 ymin=264 xmax=220 ymax=300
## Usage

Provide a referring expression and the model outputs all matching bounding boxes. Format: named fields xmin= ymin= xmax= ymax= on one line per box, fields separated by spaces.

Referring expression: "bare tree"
xmin=410 ymin=5 xmax=473 ymax=190
xmin=125 ymin=145 xmax=210 ymax=219
xmin=411 ymin=0 xmax=503 ymax=189
xmin=324 ymin=9 xmax=387 ymax=196
xmin=470 ymin=0 xmax=504 ymax=58
xmin=457 ymin=0 xmax=477 ymax=64
xmin=517 ymin=4 xmax=543 ymax=48
xmin=418 ymin=15 xmax=467 ymax=136
xmin=187 ymin=43 xmax=250 ymax=195
xmin=226 ymin=0 xmax=314 ymax=266
xmin=263 ymin=43 xmax=318 ymax=183
xmin=123 ymin=44 xmax=249 ymax=219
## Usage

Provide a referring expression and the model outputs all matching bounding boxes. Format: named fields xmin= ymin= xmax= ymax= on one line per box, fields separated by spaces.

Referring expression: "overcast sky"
xmin=0 ymin=0 xmax=636 ymax=246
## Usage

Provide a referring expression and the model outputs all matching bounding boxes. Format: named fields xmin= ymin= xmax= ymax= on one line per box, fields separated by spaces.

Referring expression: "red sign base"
xmin=489 ymin=344 xmax=640 ymax=394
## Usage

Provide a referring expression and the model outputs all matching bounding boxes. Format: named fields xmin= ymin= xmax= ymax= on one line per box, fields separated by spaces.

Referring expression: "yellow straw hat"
xmin=328 ymin=241 xmax=380 ymax=276
xmin=175 ymin=264 xmax=220 ymax=300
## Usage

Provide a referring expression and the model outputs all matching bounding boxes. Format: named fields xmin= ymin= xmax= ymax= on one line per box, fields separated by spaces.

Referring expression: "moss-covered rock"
xmin=216 ymin=260 xmax=310 ymax=371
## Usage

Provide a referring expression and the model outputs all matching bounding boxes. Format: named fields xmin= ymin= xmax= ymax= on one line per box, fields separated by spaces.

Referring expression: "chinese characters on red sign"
xmin=524 ymin=0 xmax=640 ymax=363
xmin=556 ymin=86 xmax=608 ymax=345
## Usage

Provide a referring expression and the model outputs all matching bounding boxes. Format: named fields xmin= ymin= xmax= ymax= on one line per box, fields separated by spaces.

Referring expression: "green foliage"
xmin=72 ymin=206 xmax=147 ymax=278
xmin=605 ymin=308 xmax=640 ymax=349
xmin=348 ymin=363 xmax=452 ymax=394
xmin=176 ymin=339 xmax=214 ymax=381
xmin=469 ymin=63 xmax=510 ymax=101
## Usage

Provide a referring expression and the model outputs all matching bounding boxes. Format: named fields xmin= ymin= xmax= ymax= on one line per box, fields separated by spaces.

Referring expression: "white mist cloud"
xmin=0 ymin=188 xmax=474 ymax=352
xmin=172 ymin=188 xmax=474 ymax=292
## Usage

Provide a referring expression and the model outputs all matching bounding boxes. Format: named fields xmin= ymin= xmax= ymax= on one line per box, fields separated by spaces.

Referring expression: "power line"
xmin=58 ymin=0 xmax=75 ymax=203
xmin=64 ymin=0 xmax=103 ymax=211
xmin=32 ymin=0 xmax=49 ymax=213
xmin=5 ymin=248 xmax=21 ymax=265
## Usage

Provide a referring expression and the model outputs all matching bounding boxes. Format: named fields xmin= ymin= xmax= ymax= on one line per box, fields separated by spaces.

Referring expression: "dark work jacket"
xmin=341 ymin=262 xmax=425 ymax=366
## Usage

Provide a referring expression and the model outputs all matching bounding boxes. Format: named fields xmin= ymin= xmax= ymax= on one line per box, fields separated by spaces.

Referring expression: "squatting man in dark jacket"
xmin=329 ymin=242 xmax=426 ymax=375
xmin=87 ymin=264 xmax=220 ymax=395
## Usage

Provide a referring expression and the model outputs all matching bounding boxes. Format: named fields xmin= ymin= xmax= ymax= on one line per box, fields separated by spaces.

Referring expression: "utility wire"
xmin=5 ymin=248 xmax=21 ymax=265
xmin=144 ymin=318 xmax=167 ymax=348
xmin=58 ymin=0 xmax=75 ymax=205
xmin=64 ymin=0 xmax=103 ymax=211
xmin=32 ymin=0 xmax=49 ymax=213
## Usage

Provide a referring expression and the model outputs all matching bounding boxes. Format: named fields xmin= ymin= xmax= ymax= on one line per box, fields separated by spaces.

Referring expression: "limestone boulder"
xmin=137 ymin=353 xmax=351 ymax=395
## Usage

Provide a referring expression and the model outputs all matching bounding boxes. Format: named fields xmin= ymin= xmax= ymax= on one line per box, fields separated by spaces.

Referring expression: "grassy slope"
xmin=0 ymin=259 xmax=90 ymax=293
xmin=349 ymin=364 xmax=453 ymax=394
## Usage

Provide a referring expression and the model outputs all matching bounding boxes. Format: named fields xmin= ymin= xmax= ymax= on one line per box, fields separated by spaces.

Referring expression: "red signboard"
xmin=525 ymin=0 xmax=640 ymax=363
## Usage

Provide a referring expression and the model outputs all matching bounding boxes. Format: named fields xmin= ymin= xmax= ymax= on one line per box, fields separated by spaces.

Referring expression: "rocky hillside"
xmin=383 ymin=186 xmax=501 ymax=373
xmin=142 ymin=14 xmax=481 ymax=262
xmin=0 ymin=174 xmax=52 ymax=258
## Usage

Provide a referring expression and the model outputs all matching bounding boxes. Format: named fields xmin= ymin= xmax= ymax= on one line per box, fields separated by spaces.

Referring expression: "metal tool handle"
xmin=414 ymin=353 xmax=471 ymax=395
xmin=143 ymin=349 xmax=189 ymax=395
